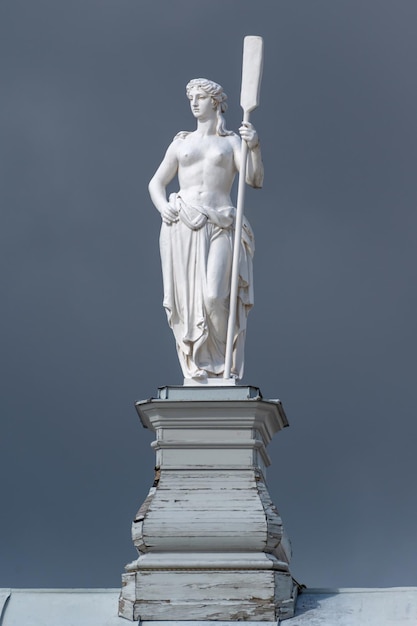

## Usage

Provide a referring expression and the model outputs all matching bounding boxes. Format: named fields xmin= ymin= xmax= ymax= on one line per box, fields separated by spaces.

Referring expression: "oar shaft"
xmin=224 ymin=111 xmax=250 ymax=379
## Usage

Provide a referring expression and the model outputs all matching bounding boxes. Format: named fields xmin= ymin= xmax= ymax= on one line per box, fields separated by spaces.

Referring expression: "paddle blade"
xmin=240 ymin=35 xmax=264 ymax=113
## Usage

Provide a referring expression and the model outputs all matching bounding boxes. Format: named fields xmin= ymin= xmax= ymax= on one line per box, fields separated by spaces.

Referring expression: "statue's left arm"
xmin=237 ymin=122 xmax=264 ymax=189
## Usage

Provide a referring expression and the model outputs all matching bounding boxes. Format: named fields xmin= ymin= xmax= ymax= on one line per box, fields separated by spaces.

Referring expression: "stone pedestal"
xmin=119 ymin=386 xmax=297 ymax=622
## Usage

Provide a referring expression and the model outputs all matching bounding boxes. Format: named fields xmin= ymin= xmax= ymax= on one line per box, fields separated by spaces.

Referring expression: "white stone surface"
xmin=183 ymin=377 xmax=237 ymax=386
xmin=148 ymin=76 xmax=263 ymax=382
xmin=119 ymin=389 xmax=296 ymax=621
xmin=240 ymin=36 xmax=264 ymax=113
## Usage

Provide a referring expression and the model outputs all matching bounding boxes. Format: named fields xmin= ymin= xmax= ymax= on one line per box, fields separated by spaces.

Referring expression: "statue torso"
xmin=176 ymin=133 xmax=238 ymax=209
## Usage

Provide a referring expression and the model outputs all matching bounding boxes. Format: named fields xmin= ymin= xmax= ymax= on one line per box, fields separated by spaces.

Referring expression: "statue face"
xmin=187 ymin=86 xmax=215 ymax=119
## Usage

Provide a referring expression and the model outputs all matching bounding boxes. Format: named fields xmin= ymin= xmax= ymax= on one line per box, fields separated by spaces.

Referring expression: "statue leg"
xmin=204 ymin=228 xmax=232 ymax=373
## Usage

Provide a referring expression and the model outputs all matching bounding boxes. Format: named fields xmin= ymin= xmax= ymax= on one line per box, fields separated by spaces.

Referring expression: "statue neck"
xmin=195 ymin=117 xmax=217 ymax=136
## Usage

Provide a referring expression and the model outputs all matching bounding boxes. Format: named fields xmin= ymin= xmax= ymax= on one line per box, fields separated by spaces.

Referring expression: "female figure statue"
xmin=148 ymin=78 xmax=263 ymax=381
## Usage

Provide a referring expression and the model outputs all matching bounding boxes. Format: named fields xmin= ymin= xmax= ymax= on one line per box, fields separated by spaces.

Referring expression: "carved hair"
xmin=186 ymin=78 xmax=233 ymax=137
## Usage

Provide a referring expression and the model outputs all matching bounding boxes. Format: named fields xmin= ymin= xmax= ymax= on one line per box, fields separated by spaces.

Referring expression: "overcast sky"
xmin=1 ymin=0 xmax=416 ymax=591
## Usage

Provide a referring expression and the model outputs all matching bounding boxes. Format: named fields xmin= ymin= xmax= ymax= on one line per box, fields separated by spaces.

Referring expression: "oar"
xmin=224 ymin=35 xmax=264 ymax=380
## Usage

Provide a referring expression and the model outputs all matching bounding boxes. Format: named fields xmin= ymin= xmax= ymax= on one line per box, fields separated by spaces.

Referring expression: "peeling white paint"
xmin=119 ymin=389 xmax=296 ymax=621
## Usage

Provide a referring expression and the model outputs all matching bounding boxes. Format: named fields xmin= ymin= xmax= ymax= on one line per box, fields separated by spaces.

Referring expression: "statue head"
xmin=186 ymin=78 xmax=233 ymax=137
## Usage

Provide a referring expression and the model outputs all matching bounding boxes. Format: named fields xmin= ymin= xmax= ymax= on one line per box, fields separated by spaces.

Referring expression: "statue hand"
xmin=239 ymin=122 xmax=259 ymax=150
xmin=160 ymin=202 xmax=179 ymax=225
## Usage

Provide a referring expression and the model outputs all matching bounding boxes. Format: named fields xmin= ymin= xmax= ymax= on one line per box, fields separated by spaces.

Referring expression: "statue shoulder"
xmin=226 ymin=132 xmax=241 ymax=152
xmin=173 ymin=130 xmax=193 ymax=141
xmin=227 ymin=131 xmax=241 ymax=145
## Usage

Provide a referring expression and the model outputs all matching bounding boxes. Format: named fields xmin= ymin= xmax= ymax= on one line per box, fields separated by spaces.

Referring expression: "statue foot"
xmin=191 ymin=369 xmax=208 ymax=380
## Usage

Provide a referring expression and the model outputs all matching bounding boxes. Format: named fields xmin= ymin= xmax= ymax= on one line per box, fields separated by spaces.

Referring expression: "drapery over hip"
xmin=159 ymin=193 xmax=254 ymax=378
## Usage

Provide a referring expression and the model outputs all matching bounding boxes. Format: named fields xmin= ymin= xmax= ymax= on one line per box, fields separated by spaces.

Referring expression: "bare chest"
xmin=177 ymin=137 xmax=235 ymax=169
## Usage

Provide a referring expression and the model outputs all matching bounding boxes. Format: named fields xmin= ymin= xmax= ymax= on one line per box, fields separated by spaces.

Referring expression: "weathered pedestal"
xmin=119 ymin=386 xmax=297 ymax=622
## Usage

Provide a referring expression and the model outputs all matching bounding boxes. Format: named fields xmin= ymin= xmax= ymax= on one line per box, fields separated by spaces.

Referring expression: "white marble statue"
xmin=148 ymin=78 xmax=264 ymax=381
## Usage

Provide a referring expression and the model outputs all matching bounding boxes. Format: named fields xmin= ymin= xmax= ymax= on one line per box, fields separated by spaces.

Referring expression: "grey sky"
xmin=1 ymin=0 xmax=416 ymax=589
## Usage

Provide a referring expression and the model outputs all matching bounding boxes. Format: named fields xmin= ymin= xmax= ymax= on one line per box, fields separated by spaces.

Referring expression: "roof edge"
xmin=2 ymin=586 xmax=417 ymax=594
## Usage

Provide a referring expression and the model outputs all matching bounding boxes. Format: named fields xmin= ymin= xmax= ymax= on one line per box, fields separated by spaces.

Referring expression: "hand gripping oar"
xmin=224 ymin=35 xmax=264 ymax=379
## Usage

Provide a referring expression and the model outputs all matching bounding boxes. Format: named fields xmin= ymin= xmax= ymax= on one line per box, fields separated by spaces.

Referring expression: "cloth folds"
xmin=159 ymin=193 xmax=254 ymax=380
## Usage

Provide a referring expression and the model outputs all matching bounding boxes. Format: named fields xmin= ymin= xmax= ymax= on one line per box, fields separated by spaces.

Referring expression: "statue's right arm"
xmin=148 ymin=142 xmax=179 ymax=224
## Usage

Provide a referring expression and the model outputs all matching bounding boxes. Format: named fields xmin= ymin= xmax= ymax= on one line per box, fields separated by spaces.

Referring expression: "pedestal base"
xmin=120 ymin=568 xmax=297 ymax=622
xmin=119 ymin=386 xmax=296 ymax=622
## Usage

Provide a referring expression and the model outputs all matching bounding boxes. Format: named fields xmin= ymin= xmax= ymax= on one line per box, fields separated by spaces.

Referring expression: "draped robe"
xmin=159 ymin=193 xmax=254 ymax=380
